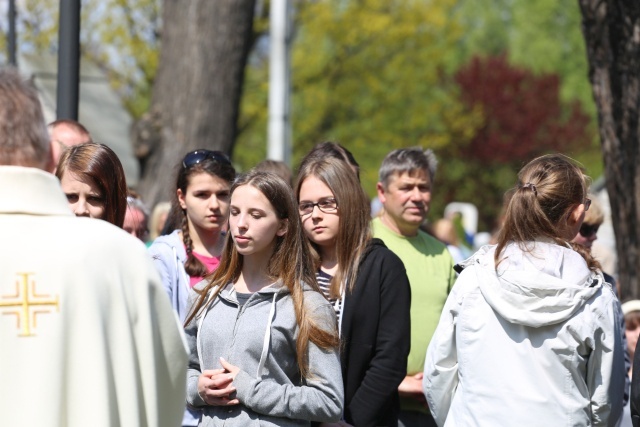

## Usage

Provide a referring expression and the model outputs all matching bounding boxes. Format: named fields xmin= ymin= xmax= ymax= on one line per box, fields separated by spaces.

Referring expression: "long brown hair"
xmin=173 ymin=150 xmax=236 ymax=278
xmin=55 ymin=142 xmax=127 ymax=227
xmin=495 ymin=153 xmax=600 ymax=271
xmin=296 ymin=157 xmax=371 ymax=297
xmin=184 ymin=170 xmax=339 ymax=378
xmin=298 ymin=141 xmax=361 ymax=181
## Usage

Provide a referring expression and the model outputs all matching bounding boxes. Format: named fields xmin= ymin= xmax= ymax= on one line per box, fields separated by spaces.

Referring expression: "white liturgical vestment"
xmin=0 ymin=166 xmax=188 ymax=427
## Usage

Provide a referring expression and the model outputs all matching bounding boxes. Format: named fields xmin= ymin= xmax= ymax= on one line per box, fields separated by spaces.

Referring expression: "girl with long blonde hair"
xmin=184 ymin=170 xmax=343 ymax=426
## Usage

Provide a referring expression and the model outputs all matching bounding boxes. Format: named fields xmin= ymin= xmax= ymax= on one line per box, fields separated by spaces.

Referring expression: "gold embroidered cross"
xmin=1 ymin=273 xmax=59 ymax=337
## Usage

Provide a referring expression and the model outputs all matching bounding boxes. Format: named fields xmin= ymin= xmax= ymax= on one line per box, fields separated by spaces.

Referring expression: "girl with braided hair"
xmin=149 ymin=149 xmax=236 ymax=319
xmin=148 ymin=149 xmax=235 ymax=427
xmin=424 ymin=154 xmax=626 ymax=426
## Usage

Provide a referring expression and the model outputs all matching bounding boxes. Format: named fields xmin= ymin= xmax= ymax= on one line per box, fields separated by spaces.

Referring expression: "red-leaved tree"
xmin=455 ymin=55 xmax=591 ymax=164
xmin=433 ymin=55 xmax=593 ymax=231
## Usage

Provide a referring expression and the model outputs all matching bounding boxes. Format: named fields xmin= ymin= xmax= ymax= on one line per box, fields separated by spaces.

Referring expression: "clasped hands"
xmin=197 ymin=357 xmax=241 ymax=406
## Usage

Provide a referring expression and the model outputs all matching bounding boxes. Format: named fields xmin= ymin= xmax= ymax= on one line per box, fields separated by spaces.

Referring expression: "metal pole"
xmin=267 ymin=0 xmax=292 ymax=165
xmin=56 ymin=0 xmax=81 ymax=120
xmin=8 ymin=0 xmax=17 ymax=66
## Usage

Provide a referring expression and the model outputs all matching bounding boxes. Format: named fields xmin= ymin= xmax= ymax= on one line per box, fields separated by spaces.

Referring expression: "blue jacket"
xmin=148 ymin=230 xmax=191 ymax=321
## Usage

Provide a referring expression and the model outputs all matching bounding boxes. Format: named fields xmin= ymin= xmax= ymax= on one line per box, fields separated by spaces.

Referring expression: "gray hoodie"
xmin=185 ymin=281 xmax=344 ymax=426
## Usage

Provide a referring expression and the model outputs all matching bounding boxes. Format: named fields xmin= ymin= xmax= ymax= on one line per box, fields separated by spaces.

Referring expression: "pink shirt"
xmin=189 ymin=251 xmax=221 ymax=287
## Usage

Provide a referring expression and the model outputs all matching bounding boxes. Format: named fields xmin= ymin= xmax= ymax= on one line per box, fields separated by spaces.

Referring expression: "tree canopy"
xmin=454 ymin=0 xmax=602 ymax=176
xmin=1 ymin=0 xmax=603 ymax=231
xmin=235 ymin=0 xmax=483 ymax=198
xmin=235 ymin=0 xmax=596 ymax=230
xmin=436 ymin=54 xmax=592 ymax=229
xmin=0 ymin=0 xmax=161 ymax=117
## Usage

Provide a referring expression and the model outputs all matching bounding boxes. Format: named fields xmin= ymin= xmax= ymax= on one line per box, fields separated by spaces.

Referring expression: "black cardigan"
xmin=340 ymin=238 xmax=411 ymax=426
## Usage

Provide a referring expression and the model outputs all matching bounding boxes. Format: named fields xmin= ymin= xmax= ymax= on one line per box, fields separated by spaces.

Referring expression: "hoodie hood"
xmin=151 ymin=230 xmax=187 ymax=263
xmin=461 ymin=241 xmax=603 ymax=327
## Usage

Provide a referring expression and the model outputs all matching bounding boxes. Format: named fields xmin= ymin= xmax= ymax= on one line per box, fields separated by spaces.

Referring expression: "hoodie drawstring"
xmin=256 ymin=293 xmax=278 ymax=378
xmin=197 ymin=286 xmax=281 ymax=378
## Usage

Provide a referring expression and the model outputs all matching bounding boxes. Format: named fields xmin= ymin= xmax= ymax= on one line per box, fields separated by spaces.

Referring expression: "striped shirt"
xmin=316 ymin=269 xmax=342 ymax=318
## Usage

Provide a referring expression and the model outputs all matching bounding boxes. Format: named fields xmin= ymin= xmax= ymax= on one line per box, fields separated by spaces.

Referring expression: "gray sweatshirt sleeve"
xmin=233 ymin=301 xmax=344 ymax=422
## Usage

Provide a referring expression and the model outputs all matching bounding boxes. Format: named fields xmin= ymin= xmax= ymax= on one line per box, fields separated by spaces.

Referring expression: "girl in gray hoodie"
xmin=184 ymin=170 xmax=344 ymax=426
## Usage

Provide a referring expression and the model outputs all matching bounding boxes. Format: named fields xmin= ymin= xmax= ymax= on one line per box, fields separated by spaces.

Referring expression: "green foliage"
xmin=0 ymin=0 xmax=161 ymax=118
xmin=235 ymin=0 xmax=483 ymax=197
xmin=454 ymin=0 xmax=602 ymax=179
xmin=19 ymin=0 xmax=59 ymax=53
xmin=432 ymin=55 xmax=594 ymax=231
xmin=455 ymin=0 xmax=592 ymax=110
xmin=3 ymin=0 xmax=605 ymax=226
xmin=235 ymin=57 xmax=270 ymax=172
xmin=82 ymin=0 xmax=161 ymax=117
xmin=235 ymin=0 xmax=601 ymax=231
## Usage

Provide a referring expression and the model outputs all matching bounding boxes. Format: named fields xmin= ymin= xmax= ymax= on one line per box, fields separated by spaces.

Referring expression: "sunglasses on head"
xmin=182 ymin=149 xmax=231 ymax=169
xmin=579 ymin=223 xmax=599 ymax=238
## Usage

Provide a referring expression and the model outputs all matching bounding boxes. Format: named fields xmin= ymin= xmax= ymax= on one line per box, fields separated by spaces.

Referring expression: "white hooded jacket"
xmin=424 ymin=241 xmax=626 ymax=427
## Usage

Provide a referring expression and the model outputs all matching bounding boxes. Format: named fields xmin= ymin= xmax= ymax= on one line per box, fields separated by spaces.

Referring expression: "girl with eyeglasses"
xmin=296 ymin=156 xmax=411 ymax=427
xmin=183 ymin=170 xmax=343 ymax=426
xmin=148 ymin=149 xmax=235 ymax=427
xmin=425 ymin=154 xmax=625 ymax=426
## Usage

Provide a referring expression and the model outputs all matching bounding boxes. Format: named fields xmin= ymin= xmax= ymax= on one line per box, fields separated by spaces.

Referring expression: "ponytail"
xmin=495 ymin=154 xmax=599 ymax=271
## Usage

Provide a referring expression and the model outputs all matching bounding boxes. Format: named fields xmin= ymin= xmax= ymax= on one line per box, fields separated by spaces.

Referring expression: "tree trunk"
xmin=135 ymin=0 xmax=256 ymax=206
xmin=578 ymin=0 xmax=640 ymax=300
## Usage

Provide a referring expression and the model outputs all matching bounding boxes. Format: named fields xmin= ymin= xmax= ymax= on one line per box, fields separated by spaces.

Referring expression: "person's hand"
xmin=398 ymin=372 xmax=427 ymax=404
xmin=219 ymin=357 xmax=240 ymax=379
xmin=197 ymin=368 xmax=239 ymax=406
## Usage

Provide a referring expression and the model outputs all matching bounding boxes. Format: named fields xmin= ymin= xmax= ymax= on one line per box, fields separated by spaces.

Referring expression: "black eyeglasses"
xmin=579 ymin=223 xmax=599 ymax=238
xmin=584 ymin=198 xmax=592 ymax=211
xmin=182 ymin=149 xmax=231 ymax=169
xmin=298 ymin=198 xmax=338 ymax=216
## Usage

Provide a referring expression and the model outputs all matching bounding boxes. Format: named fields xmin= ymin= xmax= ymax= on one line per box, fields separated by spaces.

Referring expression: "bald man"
xmin=48 ymin=118 xmax=92 ymax=167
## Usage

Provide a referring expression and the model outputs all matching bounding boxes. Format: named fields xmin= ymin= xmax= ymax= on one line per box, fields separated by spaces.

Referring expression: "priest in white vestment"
xmin=0 ymin=67 xmax=188 ymax=427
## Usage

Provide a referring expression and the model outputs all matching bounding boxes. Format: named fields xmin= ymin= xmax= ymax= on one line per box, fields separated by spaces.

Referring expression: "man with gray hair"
xmin=0 ymin=67 xmax=187 ymax=427
xmin=373 ymin=147 xmax=456 ymax=427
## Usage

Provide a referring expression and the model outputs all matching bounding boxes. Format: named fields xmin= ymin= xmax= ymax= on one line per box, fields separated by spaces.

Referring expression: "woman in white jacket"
xmin=424 ymin=154 xmax=626 ymax=427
